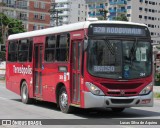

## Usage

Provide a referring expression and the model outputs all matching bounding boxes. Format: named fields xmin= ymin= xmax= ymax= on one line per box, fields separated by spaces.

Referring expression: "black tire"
xmin=59 ymin=86 xmax=73 ymax=113
xmin=111 ymin=108 xmax=125 ymax=112
xmin=21 ymin=81 xmax=32 ymax=104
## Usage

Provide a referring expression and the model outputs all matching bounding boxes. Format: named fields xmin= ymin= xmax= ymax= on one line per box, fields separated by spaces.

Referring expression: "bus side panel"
xmin=6 ymin=63 xmax=33 ymax=96
xmin=42 ymin=63 xmax=70 ymax=103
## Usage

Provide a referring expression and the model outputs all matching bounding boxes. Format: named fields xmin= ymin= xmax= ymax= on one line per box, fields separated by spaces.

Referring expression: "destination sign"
xmin=93 ymin=27 xmax=146 ymax=36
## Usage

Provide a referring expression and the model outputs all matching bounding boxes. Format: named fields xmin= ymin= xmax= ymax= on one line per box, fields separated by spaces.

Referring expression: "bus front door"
xmin=33 ymin=44 xmax=43 ymax=98
xmin=71 ymin=41 xmax=82 ymax=104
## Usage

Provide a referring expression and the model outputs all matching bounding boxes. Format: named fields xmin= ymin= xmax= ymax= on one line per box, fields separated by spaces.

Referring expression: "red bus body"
xmin=6 ymin=21 xmax=153 ymax=113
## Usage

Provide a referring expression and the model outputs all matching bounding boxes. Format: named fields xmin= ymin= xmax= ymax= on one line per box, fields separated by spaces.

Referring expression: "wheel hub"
xmin=60 ymin=92 xmax=68 ymax=108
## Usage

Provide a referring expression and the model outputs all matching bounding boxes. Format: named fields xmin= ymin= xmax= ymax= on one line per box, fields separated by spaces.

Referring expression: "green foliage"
xmin=0 ymin=13 xmax=26 ymax=44
xmin=0 ymin=51 xmax=5 ymax=61
xmin=99 ymin=9 xmax=108 ymax=20
xmin=113 ymin=14 xmax=128 ymax=21
xmin=154 ymin=93 xmax=160 ymax=98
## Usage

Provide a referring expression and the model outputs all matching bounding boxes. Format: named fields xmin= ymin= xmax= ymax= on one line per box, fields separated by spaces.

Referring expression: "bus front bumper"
xmin=83 ymin=91 xmax=153 ymax=108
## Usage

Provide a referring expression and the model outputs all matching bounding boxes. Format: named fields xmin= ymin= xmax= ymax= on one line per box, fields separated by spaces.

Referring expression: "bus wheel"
xmin=59 ymin=87 xmax=72 ymax=113
xmin=111 ymin=108 xmax=125 ymax=112
xmin=21 ymin=81 xmax=32 ymax=104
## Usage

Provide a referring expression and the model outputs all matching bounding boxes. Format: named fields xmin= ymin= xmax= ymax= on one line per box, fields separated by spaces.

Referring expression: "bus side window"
xmin=45 ymin=35 xmax=56 ymax=62
xmin=18 ymin=39 xmax=29 ymax=62
xmin=8 ymin=40 xmax=18 ymax=62
xmin=56 ymin=34 xmax=69 ymax=61
xmin=29 ymin=39 xmax=33 ymax=62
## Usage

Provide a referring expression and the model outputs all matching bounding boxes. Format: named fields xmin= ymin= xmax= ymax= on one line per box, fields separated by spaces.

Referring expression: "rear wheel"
xmin=59 ymin=86 xmax=73 ymax=113
xmin=21 ymin=81 xmax=32 ymax=104
xmin=111 ymin=108 xmax=125 ymax=112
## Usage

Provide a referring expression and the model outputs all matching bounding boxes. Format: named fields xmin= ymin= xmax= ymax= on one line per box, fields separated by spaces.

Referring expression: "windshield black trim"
xmin=87 ymin=38 xmax=152 ymax=80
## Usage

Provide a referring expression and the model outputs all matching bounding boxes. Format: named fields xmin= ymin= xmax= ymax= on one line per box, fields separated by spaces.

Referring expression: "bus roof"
xmin=8 ymin=21 xmax=147 ymax=40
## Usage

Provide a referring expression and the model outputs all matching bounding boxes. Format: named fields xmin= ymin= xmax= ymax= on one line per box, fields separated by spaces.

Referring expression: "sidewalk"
xmin=0 ymin=79 xmax=5 ymax=84
xmin=153 ymin=85 xmax=160 ymax=93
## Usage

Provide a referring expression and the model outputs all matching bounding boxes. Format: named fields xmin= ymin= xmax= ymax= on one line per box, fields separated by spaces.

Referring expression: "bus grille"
xmin=111 ymin=99 xmax=134 ymax=104
xmin=101 ymin=83 xmax=142 ymax=90
xmin=107 ymin=91 xmax=136 ymax=95
xmin=101 ymin=83 xmax=142 ymax=96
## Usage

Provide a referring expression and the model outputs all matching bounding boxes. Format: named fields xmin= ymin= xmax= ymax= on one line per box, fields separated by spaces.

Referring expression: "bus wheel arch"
xmin=56 ymin=82 xmax=65 ymax=107
xmin=56 ymin=83 xmax=73 ymax=113
xmin=20 ymin=80 xmax=32 ymax=104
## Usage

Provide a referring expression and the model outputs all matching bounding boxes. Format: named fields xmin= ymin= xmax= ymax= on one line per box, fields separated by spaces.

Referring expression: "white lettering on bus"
xmin=94 ymin=66 xmax=115 ymax=72
xmin=13 ymin=65 xmax=32 ymax=75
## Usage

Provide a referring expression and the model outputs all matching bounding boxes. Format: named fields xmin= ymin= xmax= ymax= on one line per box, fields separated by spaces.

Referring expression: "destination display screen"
xmin=88 ymin=24 xmax=149 ymax=37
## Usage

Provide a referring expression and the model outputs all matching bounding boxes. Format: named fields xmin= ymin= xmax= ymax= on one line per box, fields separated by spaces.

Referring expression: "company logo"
xmin=120 ymin=90 xmax=125 ymax=96
xmin=13 ymin=65 xmax=32 ymax=75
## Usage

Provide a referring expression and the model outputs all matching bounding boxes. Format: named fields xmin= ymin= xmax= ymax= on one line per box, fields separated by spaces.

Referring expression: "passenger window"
xmin=29 ymin=39 xmax=33 ymax=62
xmin=45 ymin=35 xmax=56 ymax=62
xmin=56 ymin=34 xmax=69 ymax=61
xmin=8 ymin=41 xmax=18 ymax=62
xmin=18 ymin=39 xmax=29 ymax=62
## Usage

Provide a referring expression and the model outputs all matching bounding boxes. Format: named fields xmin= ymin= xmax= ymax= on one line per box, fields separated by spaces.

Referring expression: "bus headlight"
xmin=139 ymin=82 xmax=153 ymax=95
xmin=85 ymin=82 xmax=105 ymax=96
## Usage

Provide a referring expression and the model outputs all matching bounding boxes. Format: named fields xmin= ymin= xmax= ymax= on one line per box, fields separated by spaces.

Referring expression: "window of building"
xmin=40 ymin=14 xmax=45 ymax=20
xmin=34 ymin=1 xmax=39 ymax=8
xmin=41 ymin=2 xmax=45 ymax=9
xmin=39 ymin=25 xmax=44 ymax=29
xmin=139 ymin=7 xmax=143 ymax=11
xmin=145 ymin=0 xmax=148 ymax=4
xmin=145 ymin=8 xmax=148 ymax=12
xmin=139 ymin=15 xmax=142 ymax=18
xmin=151 ymin=32 xmax=154 ymax=35
xmin=127 ymin=6 xmax=131 ymax=9
xmin=34 ymin=13 xmax=39 ymax=19
xmin=139 ymin=0 xmax=143 ymax=2
xmin=127 ymin=14 xmax=131 ymax=17
xmin=33 ymin=24 xmax=38 ymax=30
xmin=144 ymin=16 xmax=147 ymax=19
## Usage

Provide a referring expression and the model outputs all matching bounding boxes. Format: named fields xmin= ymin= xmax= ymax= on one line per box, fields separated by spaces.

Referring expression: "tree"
xmin=0 ymin=13 xmax=26 ymax=61
xmin=113 ymin=14 xmax=128 ymax=21
xmin=99 ymin=9 xmax=108 ymax=20
xmin=0 ymin=13 xmax=26 ymax=44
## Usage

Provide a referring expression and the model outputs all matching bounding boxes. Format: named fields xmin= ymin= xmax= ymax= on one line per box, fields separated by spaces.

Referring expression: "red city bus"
xmin=6 ymin=21 xmax=153 ymax=113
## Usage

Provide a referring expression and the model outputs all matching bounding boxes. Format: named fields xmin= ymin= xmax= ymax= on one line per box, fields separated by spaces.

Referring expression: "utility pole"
xmin=49 ymin=2 xmax=62 ymax=26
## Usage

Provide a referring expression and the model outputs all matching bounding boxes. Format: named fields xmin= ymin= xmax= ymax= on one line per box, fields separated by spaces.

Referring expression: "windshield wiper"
xmin=103 ymin=38 xmax=115 ymax=55
xmin=129 ymin=38 xmax=138 ymax=66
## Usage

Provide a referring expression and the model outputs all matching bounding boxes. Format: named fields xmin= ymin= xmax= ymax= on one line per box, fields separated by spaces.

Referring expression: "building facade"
xmin=0 ymin=0 xmax=51 ymax=31
xmin=53 ymin=0 xmax=88 ymax=26
xmin=86 ymin=0 xmax=160 ymax=43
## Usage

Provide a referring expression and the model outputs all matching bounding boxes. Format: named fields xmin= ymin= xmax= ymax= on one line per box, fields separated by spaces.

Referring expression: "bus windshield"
xmin=87 ymin=38 xmax=152 ymax=79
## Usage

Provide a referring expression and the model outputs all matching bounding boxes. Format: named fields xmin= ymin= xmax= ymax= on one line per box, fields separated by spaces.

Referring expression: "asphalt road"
xmin=0 ymin=81 xmax=160 ymax=128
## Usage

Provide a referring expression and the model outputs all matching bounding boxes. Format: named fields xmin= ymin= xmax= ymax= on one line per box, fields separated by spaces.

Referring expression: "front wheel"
xmin=111 ymin=108 xmax=125 ymax=112
xmin=59 ymin=87 xmax=73 ymax=113
xmin=21 ymin=81 xmax=32 ymax=104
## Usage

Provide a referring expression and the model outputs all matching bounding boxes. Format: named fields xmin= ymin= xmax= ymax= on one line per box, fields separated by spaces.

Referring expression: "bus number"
xmin=93 ymin=27 xmax=105 ymax=33
xmin=140 ymin=73 xmax=145 ymax=77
